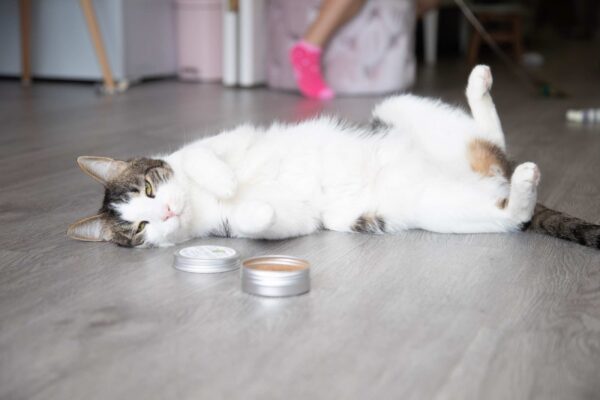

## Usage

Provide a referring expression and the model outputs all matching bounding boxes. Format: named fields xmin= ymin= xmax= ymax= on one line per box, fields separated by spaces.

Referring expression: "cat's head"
xmin=67 ymin=156 xmax=189 ymax=248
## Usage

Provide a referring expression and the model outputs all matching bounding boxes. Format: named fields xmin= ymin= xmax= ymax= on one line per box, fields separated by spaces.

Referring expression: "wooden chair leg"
xmin=79 ymin=0 xmax=116 ymax=93
xmin=19 ymin=0 xmax=31 ymax=86
xmin=467 ymin=29 xmax=482 ymax=66
xmin=513 ymin=15 xmax=524 ymax=61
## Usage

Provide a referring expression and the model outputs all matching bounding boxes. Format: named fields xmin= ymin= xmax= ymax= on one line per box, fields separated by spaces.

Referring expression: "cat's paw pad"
xmin=512 ymin=162 xmax=541 ymax=187
xmin=467 ymin=65 xmax=493 ymax=98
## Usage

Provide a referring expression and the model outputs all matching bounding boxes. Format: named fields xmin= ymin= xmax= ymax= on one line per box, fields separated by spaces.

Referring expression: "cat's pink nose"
xmin=162 ymin=205 xmax=178 ymax=221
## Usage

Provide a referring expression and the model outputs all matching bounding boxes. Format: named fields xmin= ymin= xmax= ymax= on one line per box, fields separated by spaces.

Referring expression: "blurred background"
xmin=0 ymin=0 xmax=598 ymax=96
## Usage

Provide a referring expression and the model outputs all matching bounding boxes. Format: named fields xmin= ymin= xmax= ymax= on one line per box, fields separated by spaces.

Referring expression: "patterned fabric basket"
xmin=266 ymin=0 xmax=416 ymax=95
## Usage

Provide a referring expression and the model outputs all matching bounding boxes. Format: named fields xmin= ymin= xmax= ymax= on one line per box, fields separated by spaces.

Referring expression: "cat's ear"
xmin=77 ymin=156 xmax=128 ymax=185
xmin=67 ymin=214 xmax=112 ymax=242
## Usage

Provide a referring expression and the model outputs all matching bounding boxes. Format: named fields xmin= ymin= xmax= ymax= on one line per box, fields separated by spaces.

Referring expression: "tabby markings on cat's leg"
xmin=467 ymin=138 xmax=512 ymax=178
xmin=496 ymin=198 xmax=508 ymax=209
xmin=466 ymin=139 xmax=517 ymax=212
xmin=211 ymin=219 xmax=232 ymax=238
xmin=351 ymin=214 xmax=386 ymax=234
xmin=367 ymin=117 xmax=392 ymax=135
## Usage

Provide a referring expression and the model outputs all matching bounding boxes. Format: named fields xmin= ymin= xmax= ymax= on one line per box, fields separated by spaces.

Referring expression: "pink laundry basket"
xmin=175 ymin=0 xmax=223 ymax=81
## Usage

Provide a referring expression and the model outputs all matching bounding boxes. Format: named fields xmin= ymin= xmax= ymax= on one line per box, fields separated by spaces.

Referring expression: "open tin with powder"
xmin=173 ymin=245 xmax=240 ymax=273
xmin=241 ymin=255 xmax=311 ymax=297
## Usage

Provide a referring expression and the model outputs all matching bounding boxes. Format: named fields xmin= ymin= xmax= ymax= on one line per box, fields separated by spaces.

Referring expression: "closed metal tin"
xmin=173 ymin=245 xmax=240 ymax=273
xmin=241 ymin=255 xmax=310 ymax=297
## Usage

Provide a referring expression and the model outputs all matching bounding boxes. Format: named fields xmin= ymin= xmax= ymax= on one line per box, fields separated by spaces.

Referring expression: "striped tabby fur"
xmin=524 ymin=204 xmax=600 ymax=249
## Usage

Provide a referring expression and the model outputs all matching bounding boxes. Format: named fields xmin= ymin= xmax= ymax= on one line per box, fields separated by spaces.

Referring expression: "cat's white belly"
xmin=216 ymin=131 xmax=422 ymax=237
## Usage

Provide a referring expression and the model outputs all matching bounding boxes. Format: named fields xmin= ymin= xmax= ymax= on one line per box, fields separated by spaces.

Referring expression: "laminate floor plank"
xmin=1 ymin=42 xmax=599 ymax=400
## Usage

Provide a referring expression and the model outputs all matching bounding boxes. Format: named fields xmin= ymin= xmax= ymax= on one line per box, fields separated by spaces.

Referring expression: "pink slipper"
xmin=289 ymin=41 xmax=335 ymax=100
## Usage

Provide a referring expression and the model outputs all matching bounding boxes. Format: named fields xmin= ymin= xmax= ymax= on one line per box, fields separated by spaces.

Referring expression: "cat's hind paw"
xmin=466 ymin=65 xmax=493 ymax=99
xmin=508 ymin=162 xmax=540 ymax=223
xmin=512 ymin=162 xmax=541 ymax=187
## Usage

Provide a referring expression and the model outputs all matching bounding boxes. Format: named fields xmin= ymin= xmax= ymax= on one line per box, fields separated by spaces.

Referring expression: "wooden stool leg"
xmin=19 ymin=0 xmax=31 ymax=86
xmin=467 ymin=29 xmax=482 ymax=66
xmin=79 ymin=0 xmax=115 ymax=93
xmin=513 ymin=15 xmax=524 ymax=61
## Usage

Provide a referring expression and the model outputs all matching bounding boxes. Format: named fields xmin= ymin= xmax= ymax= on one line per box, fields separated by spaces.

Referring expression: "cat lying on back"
xmin=67 ymin=66 xmax=600 ymax=249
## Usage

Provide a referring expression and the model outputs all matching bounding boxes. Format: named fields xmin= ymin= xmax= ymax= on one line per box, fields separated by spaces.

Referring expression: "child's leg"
xmin=289 ymin=0 xmax=367 ymax=100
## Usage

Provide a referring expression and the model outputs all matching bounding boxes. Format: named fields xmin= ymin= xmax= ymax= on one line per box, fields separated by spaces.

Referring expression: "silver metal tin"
xmin=241 ymin=256 xmax=310 ymax=297
xmin=173 ymin=245 xmax=240 ymax=273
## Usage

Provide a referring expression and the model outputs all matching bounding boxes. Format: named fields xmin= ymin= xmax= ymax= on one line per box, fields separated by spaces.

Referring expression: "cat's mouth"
xmin=162 ymin=212 xmax=181 ymax=222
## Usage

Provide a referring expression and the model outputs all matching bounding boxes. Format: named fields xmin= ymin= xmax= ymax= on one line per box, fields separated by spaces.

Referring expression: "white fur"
xmin=121 ymin=66 xmax=540 ymax=247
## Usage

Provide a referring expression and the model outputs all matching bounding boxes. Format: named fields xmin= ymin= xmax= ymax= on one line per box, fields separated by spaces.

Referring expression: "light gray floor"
xmin=1 ymin=43 xmax=600 ymax=400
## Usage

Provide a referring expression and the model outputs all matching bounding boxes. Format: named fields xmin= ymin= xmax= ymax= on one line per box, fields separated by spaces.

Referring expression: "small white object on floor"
xmin=96 ymin=80 xmax=130 ymax=96
xmin=522 ymin=52 xmax=544 ymax=68
xmin=566 ymin=109 xmax=600 ymax=124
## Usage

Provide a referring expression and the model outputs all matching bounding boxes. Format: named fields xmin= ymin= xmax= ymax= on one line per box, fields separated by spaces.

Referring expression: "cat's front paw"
xmin=181 ymin=147 xmax=238 ymax=200
xmin=235 ymin=201 xmax=275 ymax=235
xmin=210 ymin=172 xmax=238 ymax=200
xmin=467 ymin=65 xmax=493 ymax=99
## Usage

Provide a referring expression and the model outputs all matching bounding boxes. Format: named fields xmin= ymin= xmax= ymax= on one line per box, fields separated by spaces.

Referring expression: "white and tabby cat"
xmin=68 ymin=66 xmax=600 ymax=249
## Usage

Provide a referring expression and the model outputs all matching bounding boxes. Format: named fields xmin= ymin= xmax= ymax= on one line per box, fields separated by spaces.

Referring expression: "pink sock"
xmin=289 ymin=41 xmax=335 ymax=100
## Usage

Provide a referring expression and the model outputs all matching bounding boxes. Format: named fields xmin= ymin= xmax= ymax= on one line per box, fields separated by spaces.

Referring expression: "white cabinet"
xmin=0 ymin=0 xmax=177 ymax=82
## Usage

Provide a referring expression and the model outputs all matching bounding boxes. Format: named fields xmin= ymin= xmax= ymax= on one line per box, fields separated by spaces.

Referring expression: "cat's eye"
xmin=144 ymin=179 xmax=154 ymax=198
xmin=136 ymin=221 xmax=148 ymax=235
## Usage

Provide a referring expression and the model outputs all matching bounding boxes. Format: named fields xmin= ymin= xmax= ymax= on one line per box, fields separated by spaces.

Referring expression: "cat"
xmin=67 ymin=66 xmax=600 ymax=249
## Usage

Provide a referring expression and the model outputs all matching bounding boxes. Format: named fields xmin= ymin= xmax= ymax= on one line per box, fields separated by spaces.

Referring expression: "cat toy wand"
xmin=453 ymin=0 xmax=567 ymax=98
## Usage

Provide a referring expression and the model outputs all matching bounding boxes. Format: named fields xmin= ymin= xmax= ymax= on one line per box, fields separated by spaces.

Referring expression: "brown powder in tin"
xmin=246 ymin=263 xmax=306 ymax=272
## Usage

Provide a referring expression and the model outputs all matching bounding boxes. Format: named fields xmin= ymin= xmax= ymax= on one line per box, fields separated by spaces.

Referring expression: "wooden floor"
xmin=1 ymin=44 xmax=600 ymax=400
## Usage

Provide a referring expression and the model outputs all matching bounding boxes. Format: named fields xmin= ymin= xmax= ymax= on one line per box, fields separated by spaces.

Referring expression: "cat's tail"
xmin=523 ymin=203 xmax=600 ymax=249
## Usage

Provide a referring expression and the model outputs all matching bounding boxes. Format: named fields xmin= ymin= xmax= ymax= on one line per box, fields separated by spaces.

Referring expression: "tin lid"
xmin=241 ymin=255 xmax=310 ymax=297
xmin=173 ymin=245 xmax=240 ymax=273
